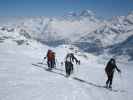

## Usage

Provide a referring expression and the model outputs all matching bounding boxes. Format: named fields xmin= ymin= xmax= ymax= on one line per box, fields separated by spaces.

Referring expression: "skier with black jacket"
xmin=65 ymin=53 xmax=79 ymax=77
xmin=105 ymin=58 xmax=121 ymax=88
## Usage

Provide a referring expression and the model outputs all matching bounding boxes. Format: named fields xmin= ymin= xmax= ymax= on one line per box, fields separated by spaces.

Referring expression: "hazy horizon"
xmin=0 ymin=0 xmax=132 ymax=19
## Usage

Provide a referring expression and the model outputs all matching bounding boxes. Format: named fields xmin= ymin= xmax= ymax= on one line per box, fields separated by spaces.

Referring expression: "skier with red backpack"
xmin=45 ymin=50 xmax=56 ymax=70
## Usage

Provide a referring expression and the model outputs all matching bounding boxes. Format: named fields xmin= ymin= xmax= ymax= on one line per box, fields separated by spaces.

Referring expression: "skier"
xmin=46 ymin=49 xmax=53 ymax=70
xmin=51 ymin=52 xmax=56 ymax=68
xmin=65 ymin=60 xmax=73 ymax=77
xmin=65 ymin=53 xmax=79 ymax=77
xmin=105 ymin=58 xmax=121 ymax=89
xmin=66 ymin=53 xmax=80 ymax=64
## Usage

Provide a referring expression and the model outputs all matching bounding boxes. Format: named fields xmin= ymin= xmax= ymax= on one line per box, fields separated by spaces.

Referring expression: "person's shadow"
xmin=32 ymin=63 xmax=105 ymax=88
xmin=37 ymin=62 xmax=64 ymax=72
xmin=32 ymin=63 xmax=66 ymax=77
xmin=32 ymin=63 xmax=125 ymax=93
xmin=73 ymin=77 xmax=105 ymax=88
xmin=72 ymin=77 xmax=126 ymax=92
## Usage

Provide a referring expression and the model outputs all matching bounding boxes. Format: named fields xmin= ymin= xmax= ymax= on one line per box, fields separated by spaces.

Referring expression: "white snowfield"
xmin=0 ymin=40 xmax=133 ymax=100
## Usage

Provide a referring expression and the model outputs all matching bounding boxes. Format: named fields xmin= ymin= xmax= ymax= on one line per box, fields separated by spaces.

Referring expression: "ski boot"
xmin=108 ymin=85 xmax=112 ymax=90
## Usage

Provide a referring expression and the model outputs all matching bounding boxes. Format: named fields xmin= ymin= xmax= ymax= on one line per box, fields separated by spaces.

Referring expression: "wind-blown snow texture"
xmin=0 ymin=10 xmax=133 ymax=100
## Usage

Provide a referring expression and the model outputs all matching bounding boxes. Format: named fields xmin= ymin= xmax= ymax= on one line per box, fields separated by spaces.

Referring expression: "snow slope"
xmin=0 ymin=39 xmax=133 ymax=100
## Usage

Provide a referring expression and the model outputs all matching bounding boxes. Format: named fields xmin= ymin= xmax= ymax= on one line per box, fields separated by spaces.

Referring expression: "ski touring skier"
xmin=45 ymin=50 xmax=56 ymax=70
xmin=65 ymin=53 xmax=79 ymax=77
xmin=51 ymin=52 xmax=56 ymax=68
xmin=105 ymin=58 xmax=121 ymax=89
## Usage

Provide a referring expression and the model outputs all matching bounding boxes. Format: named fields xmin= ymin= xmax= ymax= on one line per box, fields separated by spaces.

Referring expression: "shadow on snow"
xmin=73 ymin=77 xmax=126 ymax=92
xmin=32 ymin=63 xmax=126 ymax=93
xmin=32 ymin=63 xmax=66 ymax=77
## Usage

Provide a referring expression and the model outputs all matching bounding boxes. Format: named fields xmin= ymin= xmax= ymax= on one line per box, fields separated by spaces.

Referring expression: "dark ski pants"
xmin=47 ymin=60 xmax=53 ymax=69
xmin=52 ymin=59 xmax=56 ymax=68
xmin=106 ymin=73 xmax=114 ymax=88
xmin=65 ymin=61 xmax=73 ymax=76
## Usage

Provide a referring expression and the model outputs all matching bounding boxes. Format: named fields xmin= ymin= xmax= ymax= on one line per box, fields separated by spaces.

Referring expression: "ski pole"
xmin=42 ymin=57 xmax=46 ymax=64
xmin=55 ymin=58 xmax=58 ymax=67
xmin=77 ymin=64 xmax=79 ymax=74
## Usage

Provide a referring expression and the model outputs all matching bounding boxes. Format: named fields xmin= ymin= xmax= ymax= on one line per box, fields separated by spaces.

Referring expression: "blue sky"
xmin=0 ymin=0 xmax=133 ymax=18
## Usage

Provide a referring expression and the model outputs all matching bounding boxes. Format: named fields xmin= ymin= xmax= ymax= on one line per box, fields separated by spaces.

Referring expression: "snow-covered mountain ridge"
xmin=0 ymin=10 xmax=133 ymax=60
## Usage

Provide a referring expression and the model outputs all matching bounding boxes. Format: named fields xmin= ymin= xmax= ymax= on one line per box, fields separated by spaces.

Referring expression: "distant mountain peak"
xmin=128 ymin=11 xmax=133 ymax=15
xmin=67 ymin=11 xmax=77 ymax=17
xmin=80 ymin=10 xmax=95 ymax=17
xmin=64 ymin=9 xmax=96 ymax=19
